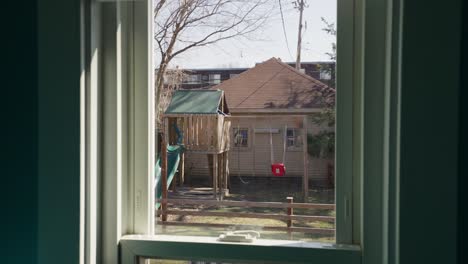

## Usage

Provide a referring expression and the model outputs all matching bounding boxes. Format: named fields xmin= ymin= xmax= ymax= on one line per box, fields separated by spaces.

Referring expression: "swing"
xmin=269 ymin=123 xmax=287 ymax=177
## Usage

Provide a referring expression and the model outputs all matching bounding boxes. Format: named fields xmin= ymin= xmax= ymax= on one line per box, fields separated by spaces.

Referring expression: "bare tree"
xmin=156 ymin=67 xmax=187 ymax=124
xmin=154 ymin=0 xmax=272 ymax=121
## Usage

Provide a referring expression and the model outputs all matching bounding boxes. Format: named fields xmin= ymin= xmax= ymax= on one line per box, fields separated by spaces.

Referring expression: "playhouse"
xmin=156 ymin=90 xmax=231 ymax=216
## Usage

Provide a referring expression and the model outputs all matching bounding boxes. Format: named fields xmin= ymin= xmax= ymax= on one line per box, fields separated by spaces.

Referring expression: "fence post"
xmin=287 ymin=197 xmax=293 ymax=227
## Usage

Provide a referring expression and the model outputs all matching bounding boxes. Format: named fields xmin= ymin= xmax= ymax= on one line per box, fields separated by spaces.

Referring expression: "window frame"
xmin=286 ymin=127 xmax=303 ymax=151
xmin=233 ymin=127 xmax=250 ymax=148
xmin=80 ymin=0 xmax=401 ymax=263
xmin=120 ymin=235 xmax=361 ymax=264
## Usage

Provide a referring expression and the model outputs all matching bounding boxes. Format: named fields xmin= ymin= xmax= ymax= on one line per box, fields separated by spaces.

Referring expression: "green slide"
xmin=155 ymin=145 xmax=183 ymax=209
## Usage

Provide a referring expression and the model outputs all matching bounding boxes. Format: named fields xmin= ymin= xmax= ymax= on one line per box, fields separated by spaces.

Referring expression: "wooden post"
xmin=213 ymin=154 xmax=218 ymax=200
xmin=168 ymin=118 xmax=174 ymax=144
xmin=223 ymin=151 xmax=229 ymax=196
xmin=207 ymin=153 xmax=212 ymax=186
xmin=179 ymin=152 xmax=185 ymax=186
xmin=252 ymin=127 xmax=256 ymax=177
xmin=161 ymin=118 xmax=169 ymax=222
xmin=214 ymin=116 xmax=218 ymax=150
xmin=287 ymin=197 xmax=294 ymax=227
xmin=221 ymin=92 xmax=224 ymax=113
xmin=303 ymin=116 xmax=309 ymax=202
xmin=295 ymin=0 xmax=305 ymax=70
xmin=219 ymin=152 xmax=224 ymax=200
xmin=225 ymin=150 xmax=230 ymax=190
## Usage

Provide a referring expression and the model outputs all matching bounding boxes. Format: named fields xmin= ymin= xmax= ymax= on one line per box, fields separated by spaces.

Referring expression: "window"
xmin=233 ymin=127 xmax=249 ymax=147
xmin=286 ymin=128 xmax=303 ymax=149
xmin=82 ymin=0 xmax=404 ymax=263
xmin=152 ymin=0 xmax=340 ymax=242
xmin=229 ymin=73 xmax=239 ymax=78
xmin=320 ymin=69 xmax=332 ymax=80
xmin=209 ymin=73 xmax=221 ymax=84
xmin=185 ymin=74 xmax=201 ymax=84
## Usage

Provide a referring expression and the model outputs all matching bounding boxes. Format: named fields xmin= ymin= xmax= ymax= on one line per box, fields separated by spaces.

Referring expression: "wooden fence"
xmin=157 ymin=198 xmax=335 ymax=235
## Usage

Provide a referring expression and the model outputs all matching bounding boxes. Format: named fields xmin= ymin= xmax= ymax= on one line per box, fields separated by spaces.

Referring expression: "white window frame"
xmin=233 ymin=127 xmax=249 ymax=148
xmin=80 ymin=0 xmax=401 ymax=263
xmin=81 ymin=0 xmax=155 ymax=263
xmin=286 ymin=128 xmax=303 ymax=150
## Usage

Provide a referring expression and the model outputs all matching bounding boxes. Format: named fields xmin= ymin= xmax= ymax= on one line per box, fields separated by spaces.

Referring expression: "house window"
xmin=320 ymin=69 xmax=332 ymax=80
xmin=209 ymin=74 xmax=221 ymax=84
xmin=185 ymin=74 xmax=201 ymax=84
xmin=286 ymin=128 xmax=303 ymax=148
xmin=229 ymin=73 xmax=239 ymax=78
xmin=233 ymin=127 xmax=249 ymax=147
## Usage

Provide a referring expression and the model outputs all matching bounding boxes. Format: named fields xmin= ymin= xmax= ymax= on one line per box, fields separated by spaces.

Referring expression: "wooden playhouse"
xmin=160 ymin=89 xmax=231 ymax=205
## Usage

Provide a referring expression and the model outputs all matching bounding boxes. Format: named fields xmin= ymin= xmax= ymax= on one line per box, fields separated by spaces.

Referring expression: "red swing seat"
xmin=271 ymin=163 xmax=286 ymax=176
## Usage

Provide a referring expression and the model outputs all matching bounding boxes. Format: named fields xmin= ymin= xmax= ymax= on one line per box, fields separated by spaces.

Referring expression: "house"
xmin=179 ymin=61 xmax=335 ymax=90
xmin=185 ymin=58 xmax=335 ymax=187
xmin=5 ymin=1 xmax=466 ymax=264
xmin=180 ymin=67 xmax=248 ymax=89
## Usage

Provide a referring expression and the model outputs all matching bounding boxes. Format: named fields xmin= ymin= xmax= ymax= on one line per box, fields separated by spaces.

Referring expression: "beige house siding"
xmin=184 ymin=114 xmax=333 ymax=184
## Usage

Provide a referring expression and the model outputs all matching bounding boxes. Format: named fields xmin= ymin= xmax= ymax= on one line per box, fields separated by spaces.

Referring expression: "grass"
xmin=156 ymin=177 xmax=335 ymax=242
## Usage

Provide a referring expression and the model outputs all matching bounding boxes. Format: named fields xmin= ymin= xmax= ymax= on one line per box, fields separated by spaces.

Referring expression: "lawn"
xmin=156 ymin=177 xmax=335 ymax=242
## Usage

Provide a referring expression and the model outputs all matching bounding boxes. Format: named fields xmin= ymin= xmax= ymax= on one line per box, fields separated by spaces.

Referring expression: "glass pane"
xmin=154 ymin=0 xmax=337 ymax=243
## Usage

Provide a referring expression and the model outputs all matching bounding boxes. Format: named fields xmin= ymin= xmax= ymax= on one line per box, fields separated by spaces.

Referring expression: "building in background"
xmin=179 ymin=60 xmax=335 ymax=90
xmin=184 ymin=58 xmax=335 ymax=187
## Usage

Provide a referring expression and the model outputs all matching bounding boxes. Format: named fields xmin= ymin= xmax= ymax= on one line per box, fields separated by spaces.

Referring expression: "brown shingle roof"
xmin=211 ymin=58 xmax=334 ymax=110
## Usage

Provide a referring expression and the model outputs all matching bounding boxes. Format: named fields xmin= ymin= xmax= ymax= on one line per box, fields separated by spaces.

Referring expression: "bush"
xmin=307 ymin=131 xmax=335 ymax=158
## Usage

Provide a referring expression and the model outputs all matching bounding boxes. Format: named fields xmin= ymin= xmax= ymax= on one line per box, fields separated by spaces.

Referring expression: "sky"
xmin=159 ymin=0 xmax=336 ymax=69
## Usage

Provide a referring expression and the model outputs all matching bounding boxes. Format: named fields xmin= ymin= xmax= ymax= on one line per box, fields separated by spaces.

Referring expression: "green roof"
xmin=165 ymin=90 xmax=224 ymax=115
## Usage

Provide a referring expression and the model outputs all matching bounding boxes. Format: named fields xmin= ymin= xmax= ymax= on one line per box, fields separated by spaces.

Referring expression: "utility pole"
xmin=295 ymin=0 xmax=305 ymax=70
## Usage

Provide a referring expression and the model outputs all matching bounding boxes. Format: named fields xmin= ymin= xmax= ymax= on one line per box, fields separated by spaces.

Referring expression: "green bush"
xmin=307 ymin=131 xmax=335 ymax=158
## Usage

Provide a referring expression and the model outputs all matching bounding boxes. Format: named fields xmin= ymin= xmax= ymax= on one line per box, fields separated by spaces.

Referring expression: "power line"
xmin=278 ymin=0 xmax=294 ymax=61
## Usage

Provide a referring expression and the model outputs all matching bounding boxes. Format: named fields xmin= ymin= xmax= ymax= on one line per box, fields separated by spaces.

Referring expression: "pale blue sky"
xmin=167 ymin=0 xmax=336 ymax=69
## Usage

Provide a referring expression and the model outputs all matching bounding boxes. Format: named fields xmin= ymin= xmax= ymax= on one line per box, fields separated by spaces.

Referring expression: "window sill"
xmin=120 ymin=235 xmax=361 ymax=264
